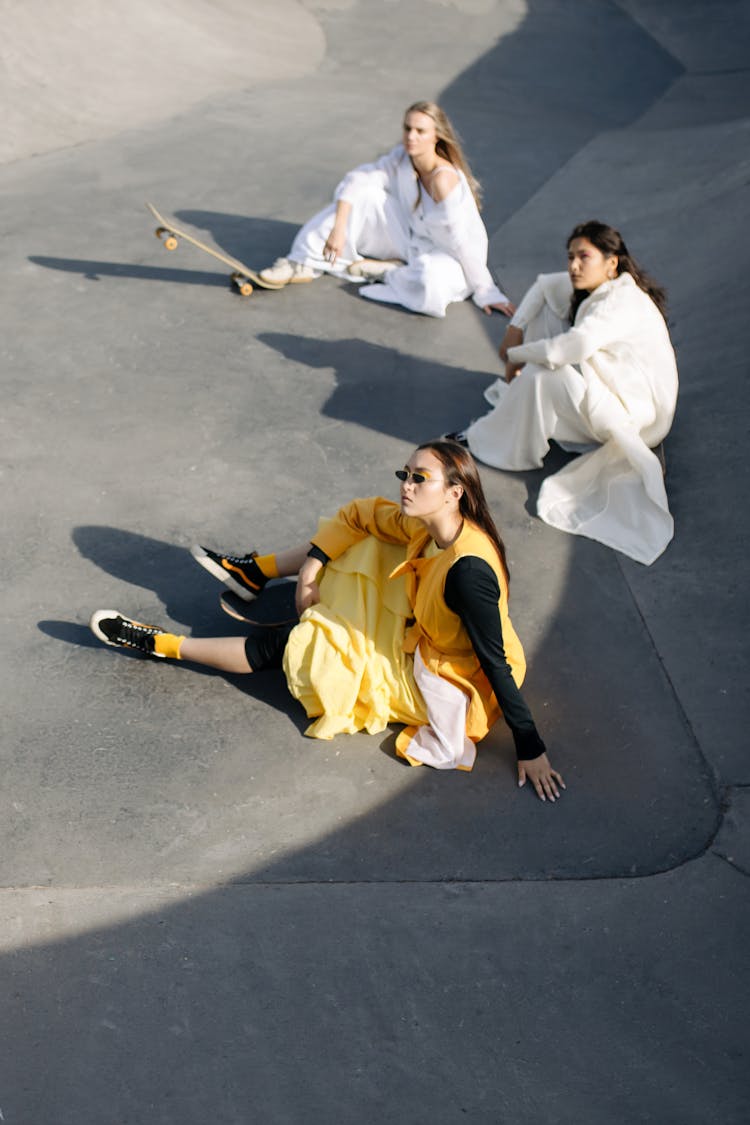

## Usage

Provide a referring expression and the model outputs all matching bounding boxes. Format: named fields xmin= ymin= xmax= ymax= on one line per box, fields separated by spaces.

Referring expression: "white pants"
xmin=290 ymin=188 xmax=409 ymax=276
xmin=289 ymin=183 xmax=474 ymax=318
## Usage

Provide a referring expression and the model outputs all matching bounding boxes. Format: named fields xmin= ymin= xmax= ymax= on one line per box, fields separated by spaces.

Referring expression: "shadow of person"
xmin=72 ymin=526 xmax=216 ymax=629
xmin=438 ymin=0 xmax=682 ymax=237
xmin=257 ymin=333 xmax=495 ymax=442
xmin=484 ymin=443 xmax=577 ymax=518
xmin=57 ymin=526 xmax=312 ymax=729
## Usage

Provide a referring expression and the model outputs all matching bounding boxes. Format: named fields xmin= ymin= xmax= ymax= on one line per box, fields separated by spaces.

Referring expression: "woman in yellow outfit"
xmin=90 ymin=440 xmax=564 ymax=801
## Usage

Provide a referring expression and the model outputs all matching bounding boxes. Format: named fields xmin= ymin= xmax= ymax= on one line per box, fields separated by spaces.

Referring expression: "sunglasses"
xmin=395 ymin=470 xmax=445 ymax=485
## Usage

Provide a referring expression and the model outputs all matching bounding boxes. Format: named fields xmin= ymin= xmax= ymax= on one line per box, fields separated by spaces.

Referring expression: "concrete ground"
xmin=1 ymin=1 xmax=748 ymax=1122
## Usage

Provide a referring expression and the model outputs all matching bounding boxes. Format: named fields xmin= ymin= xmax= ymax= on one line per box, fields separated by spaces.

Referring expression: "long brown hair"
xmin=567 ymin=220 xmax=668 ymax=324
xmin=417 ymin=439 xmax=509 ymax=583
xmin=404 ymin=100 xmax=483 ymax=209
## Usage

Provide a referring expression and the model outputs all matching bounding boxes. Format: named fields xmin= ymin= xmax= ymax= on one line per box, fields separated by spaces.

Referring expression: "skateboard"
xmin=220 ymin=581 xmax=299 ymax=627
xmin=145 ymin=202 xmax=286 ymax=297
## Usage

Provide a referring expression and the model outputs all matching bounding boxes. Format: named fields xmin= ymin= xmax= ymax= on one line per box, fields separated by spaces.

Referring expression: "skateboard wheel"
xmin=231 ymin=272 xmax=253 ymax=297
xmin=164 ymin=235 xmax=178 ymax=251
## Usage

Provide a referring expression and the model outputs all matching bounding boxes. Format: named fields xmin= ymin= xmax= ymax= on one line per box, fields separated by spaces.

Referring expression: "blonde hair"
xmin=404 ymin=100 xmax=483 ymax=209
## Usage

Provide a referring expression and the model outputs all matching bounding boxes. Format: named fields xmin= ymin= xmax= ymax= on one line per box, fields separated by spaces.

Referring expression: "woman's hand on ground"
xmin=483 ymin=300 xmax=516 ymax=317
xmin=517 ymin=753 xmax=566 ymax=802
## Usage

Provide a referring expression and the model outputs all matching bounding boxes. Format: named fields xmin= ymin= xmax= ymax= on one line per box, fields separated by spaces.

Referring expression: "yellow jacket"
xmin=312 ymin=497 xmax=526 ymax=742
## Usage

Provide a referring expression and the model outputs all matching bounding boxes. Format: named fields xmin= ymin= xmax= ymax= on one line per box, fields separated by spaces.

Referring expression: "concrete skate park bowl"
xmin=2 ymin=1 xmax=749 ymax=1122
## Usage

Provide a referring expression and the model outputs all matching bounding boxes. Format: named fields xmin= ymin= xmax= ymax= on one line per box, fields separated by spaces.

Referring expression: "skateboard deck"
xmin=220 ymin=581 xmax=299 ymax=627
xmin=145 ymin=202 xmax=286 ymax=296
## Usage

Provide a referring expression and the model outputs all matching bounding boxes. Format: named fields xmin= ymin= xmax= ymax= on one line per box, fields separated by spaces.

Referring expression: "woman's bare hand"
xmin=498 ymin=324 xmax=524 ymax=382
xmin=483 ymin=300 xmax=516 ymax=317
xmin=498 ymin=323 xmax=524 ymax=361
xmin=517 ymin=753 xmax=566 ymax=802
xmin=323 ymin=225 xmax=346 ymax=265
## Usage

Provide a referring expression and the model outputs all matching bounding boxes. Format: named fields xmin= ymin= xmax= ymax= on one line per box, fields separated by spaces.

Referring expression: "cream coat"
xmin=466 ymin=272 xmax=679 ymax=564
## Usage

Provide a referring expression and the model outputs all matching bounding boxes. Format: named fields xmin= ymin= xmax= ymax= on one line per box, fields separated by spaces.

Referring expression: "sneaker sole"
xmin=190 ymin=544 xmax=259 ymax=601
xmin=89 ymin=609 xmax=167 ymax=656
xmin=259 ymin=274 xmax=315 ymax=286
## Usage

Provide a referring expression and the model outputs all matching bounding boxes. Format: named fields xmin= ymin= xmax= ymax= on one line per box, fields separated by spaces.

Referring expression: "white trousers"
xmin=289 ymin=183 xmax=474 ymax=318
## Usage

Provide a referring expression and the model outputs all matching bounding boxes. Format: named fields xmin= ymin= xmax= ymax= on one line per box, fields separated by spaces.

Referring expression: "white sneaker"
xmin=259 ymin=257 xmax=317 ymax=285
xmin=347 ymin=258 xmax=402 ymax=281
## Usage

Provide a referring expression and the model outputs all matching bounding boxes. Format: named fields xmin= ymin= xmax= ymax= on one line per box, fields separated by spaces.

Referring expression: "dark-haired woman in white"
xmin=456 ymin=222 xmax=678 ymax=565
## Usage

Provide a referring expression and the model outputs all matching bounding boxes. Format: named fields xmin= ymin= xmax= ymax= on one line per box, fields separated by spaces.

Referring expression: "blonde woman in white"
xmin=454 ymin=221 xmax=678 ymax=565
xmin=259 ymin=100 xmax=514 ymax=320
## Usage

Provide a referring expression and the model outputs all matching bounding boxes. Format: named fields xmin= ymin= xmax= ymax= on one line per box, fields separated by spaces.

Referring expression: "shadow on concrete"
xmin=29 ymin=256 xmax=231 ymax=289
xmin=437 ymin=0 xmax=683 ymax=235
xmin=29 ymin=217 xmax=298 ymax=292
xmin=59 ymin=523 xmax=717 ymax=883
xmin=3 ymin=2 xmax=747 ymax=1123
xmin=258 ymin=332 xmax=494 ymax=442
xmin=173 ymin=211 xmax=298 ymax=268
xmin=72 ymin=526 xmax=224 ymax=628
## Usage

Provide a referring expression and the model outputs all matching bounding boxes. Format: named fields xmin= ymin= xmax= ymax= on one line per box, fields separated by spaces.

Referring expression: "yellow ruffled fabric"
xmin=282 ymin=536 xmax=428 ymax=739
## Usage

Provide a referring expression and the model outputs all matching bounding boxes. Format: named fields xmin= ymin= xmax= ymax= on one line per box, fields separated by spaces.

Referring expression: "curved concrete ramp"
xmin=0 ymin=0 xmax=324 ymax=163
xmin=1 ymin=1 xmax=748 ymax=1122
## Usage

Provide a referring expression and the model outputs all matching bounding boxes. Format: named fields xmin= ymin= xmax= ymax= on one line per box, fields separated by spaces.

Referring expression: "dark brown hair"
xmin=417 ymin=439 xmax=509 ymax=583
xmin=567 ymin=220 xmax=668 ymax=324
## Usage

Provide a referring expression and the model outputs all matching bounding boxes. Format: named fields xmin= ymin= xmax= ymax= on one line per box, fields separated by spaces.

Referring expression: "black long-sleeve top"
xmin=443 ymin=556 xmax=545 ymax=761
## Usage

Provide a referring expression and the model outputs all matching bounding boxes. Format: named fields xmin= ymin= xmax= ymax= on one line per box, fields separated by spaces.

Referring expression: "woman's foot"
xmin=90 ymin=610 xmax=170 ymax=657
xmin=347 ymin=258 xmax=402 ymax=281
xmin=259 ymin=257 xmax=317 ymax=285
xmin=190 ymin=545 xmax=269 ymax=601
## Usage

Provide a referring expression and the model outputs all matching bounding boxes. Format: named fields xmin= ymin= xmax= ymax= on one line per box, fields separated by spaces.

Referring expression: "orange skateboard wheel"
xmin=231 ymin=272 xmax=253 ymax=297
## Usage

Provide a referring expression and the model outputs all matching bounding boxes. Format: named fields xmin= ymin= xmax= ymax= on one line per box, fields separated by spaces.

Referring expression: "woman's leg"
xmin=465 ymin=364 xmax=594 ymax=471
xmin=274 ymin=543 xmax=314 ymax=577
xmin=90 ymin=611 xmax=291 ymax=673
xmin=179 ymin=635 xmax=253 ymax=673
xmin=290 ymin=189 xmax=409 ymax=276
xmin=191 ymin=540 xmax=314 ymax=600
xmin=360 ymin=250 xmax=468 ymax=318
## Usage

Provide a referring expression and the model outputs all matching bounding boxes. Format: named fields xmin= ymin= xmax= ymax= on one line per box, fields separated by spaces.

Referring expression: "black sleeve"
xmin=307 ymin=544 xmax=330 ymax=565
xmin=444 ymin=556 xmax=547 ymax=761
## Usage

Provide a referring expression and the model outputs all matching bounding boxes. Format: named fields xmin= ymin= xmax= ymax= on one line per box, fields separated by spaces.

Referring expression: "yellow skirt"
xmin=283 ymin=537 xmax=428 ymax=739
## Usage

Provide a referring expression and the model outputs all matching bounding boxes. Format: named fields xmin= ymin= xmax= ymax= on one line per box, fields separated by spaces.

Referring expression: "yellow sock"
xmin=255 ymin=553 xmax=279 ymax=579
xmin=153 ymin=632 xmax=186 ymax=660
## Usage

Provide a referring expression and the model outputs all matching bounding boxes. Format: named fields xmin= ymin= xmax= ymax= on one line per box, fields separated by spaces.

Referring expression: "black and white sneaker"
xmin=89 ymin=610 xmax=167 ymax=657
xmin=442 ymin=431 xmax=469 ymax=448
xmin=190 ymin=545 xmax=268 ymax=601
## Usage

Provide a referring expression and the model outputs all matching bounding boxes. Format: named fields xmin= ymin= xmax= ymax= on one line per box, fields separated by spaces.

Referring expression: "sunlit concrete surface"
xmin=1 ymin=1 xmax=748 ymax=1121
